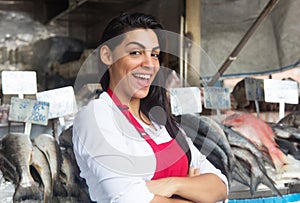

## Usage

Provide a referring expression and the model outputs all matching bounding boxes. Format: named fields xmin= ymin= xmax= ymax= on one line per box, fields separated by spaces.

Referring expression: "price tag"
xmin=245 ymin=77 xmax=264 ymax=101
xmin=36 ymin=86 xmax=77 ymax=119
xmin=203 ymin=87 xmax=231 ymax=109
xmin=264 ymin=79 xmax=298 ymax=104
xmin=170 ymin=87 xmax=202 ymax=116
xmin=9 ymin=97 xmax=49 ymax=126
xmin=2 ymin=71 xmax=37 ymax=95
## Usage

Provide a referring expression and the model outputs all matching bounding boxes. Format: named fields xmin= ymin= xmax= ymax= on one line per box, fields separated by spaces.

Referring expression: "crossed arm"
xmin=148 ymin=167 xmax=228 ymax=203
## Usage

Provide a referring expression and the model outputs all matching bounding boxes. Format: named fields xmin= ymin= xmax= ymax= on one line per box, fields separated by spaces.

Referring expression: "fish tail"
xmin=13 ymin=184 xmax=43 ymax=202
xmin=269 ymin=147 xmax=288 ymax=170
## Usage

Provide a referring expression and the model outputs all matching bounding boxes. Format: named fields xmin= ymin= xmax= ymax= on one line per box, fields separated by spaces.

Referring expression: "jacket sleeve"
xmin=72 ymin=99 xmax=155 ymax=202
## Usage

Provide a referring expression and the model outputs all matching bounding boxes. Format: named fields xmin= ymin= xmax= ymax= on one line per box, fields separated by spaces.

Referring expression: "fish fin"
xmin=261 ymin=173 xmax=282 ymax=197
xmin=233 ymin=161 xmax=252 ymax=186
xmin=269 ymin=147 xmax=288 ymax=170
xmin=249 ymin=174 xmax=259 ymax=197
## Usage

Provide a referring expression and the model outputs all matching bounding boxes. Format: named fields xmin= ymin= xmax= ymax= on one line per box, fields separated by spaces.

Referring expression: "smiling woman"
xmin=72 ymin=12 xmax=228 ymax=203
xmin=100 ymin=29 xmax=161 ymax=103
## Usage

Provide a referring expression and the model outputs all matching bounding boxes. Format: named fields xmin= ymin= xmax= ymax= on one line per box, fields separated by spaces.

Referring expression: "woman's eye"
xmin=130 ymin=50 xmax=142 ymax=55
xmin=151 ymin=53 xmax=160 ymax=58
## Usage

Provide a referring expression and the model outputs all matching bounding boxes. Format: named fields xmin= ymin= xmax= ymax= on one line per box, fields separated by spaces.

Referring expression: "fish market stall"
xmin=1 ymin=0 xmax=300 ymax=202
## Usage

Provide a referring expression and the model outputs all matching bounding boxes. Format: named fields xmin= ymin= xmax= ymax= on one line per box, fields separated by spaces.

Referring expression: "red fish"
xmin=222 ymin=111 xmax=287 ymax=170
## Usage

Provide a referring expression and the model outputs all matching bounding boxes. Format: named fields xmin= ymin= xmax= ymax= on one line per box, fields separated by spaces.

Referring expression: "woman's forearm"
xmin=173 ymin=173 xmax=228 ymax=203
xmin=150 ymin=195 xmax=193 ymax=203
xmin=147 ymin=173 xmax=227 ymax=203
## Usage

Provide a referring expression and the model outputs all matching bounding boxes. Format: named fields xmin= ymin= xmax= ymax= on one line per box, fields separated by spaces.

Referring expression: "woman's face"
xmin=107 ymin=29 xmax=160 ymax=101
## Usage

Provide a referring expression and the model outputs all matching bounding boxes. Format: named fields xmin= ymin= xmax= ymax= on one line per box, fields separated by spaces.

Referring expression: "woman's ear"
xmin=100 ymin=45 xmax=113 ymax=65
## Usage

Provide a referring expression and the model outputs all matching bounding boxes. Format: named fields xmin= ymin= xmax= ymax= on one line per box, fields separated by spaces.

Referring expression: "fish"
xmin=278 ymin=111 xmax=300 ymax=128
xmin=270 ymin=122 xmax=300 ymax=141
xmin=275 ymin=137 xmax=300 ymax=160
xmin=31 ymin=145 xmax=53 ymax=202
xmin=59 ymin=150 xmax=92 ymax=203
xmin=181 ymin=124 xmax=230 ymax=179
xmin=32 ymin=133 xmax=62 ymax=197
xmin=180 ymin=114 xmax=236 ymax=172
xmin=184 ymin=124 xmax=256 ymax=189
xmin=222 ymin=111 xmax=287 ymax=170
xmin=231 ymin=79 xmax=250 ymax=110
xmin=60 ymin=151 xmax=79 ymax=197
xmin=223 ymin=125 xmax=275 ymax=168
xmin=59 ymin=126 xmax=93 ymax=202
xmin=231 ymin=146 xmax=282 ymax=197
xmin=0 ymin=133 xmax=43 ymax=202
xmin=181 ymin=117 xmax=251 ymax=186
xmin=59 ymin=125 xmax=73 ymax=148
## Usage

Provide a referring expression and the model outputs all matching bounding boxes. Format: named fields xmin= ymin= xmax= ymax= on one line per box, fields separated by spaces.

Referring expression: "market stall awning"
xmin=199 ymin=0 xmax=300 ymax=81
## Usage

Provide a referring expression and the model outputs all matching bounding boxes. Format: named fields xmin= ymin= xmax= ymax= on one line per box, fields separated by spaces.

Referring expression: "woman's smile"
xmin=132 ymin=72 xmax=152 ymax=87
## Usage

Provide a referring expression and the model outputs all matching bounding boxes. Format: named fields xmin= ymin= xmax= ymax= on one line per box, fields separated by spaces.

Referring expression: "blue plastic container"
xmin=228 ymin=193 xmax=300 ymax=203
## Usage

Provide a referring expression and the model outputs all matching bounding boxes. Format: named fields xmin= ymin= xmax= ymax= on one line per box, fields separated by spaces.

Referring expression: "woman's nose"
xmin=141 ymin=52 xmax=157 ymax=68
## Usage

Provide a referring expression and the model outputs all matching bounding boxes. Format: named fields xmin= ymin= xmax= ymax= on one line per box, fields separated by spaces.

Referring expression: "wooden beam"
xmin=185 ymin=0 xmax=201 ymax=86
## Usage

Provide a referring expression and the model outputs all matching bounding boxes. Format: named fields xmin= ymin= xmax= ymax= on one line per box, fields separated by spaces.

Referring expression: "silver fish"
xmin=274 ymin=137 xmax=300 ymax=160
xmin=182 ymin=125 xmax=230 ymax=179
xmin=59 ymin=125 xmax=73 ymax=148
xmin=31 ymin=145 xmax=53 ymax=202
xmin=278 ymin=111 xmax=300 ymax=128
xmin=0 ymin=133 xmax=43 ymax=202
xmin=231 ymin=146 xmax=281 ymax=197
xmin=270 ymin=123 xmax=300 ymax=141
xmin=59 ymin=126 xmax=92 ymax=202
xmin=59 ymin=150 xmax=92 ymax=203
xmin=224 ymin=126 xmax=275 ymax=169
xmin=32 ymin=133 xmax=62 ymax=196
xmin=180 ymin=114 xmax=236 ymax=171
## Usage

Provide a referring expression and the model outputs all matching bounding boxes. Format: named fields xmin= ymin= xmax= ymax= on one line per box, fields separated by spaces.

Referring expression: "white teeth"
xmin=133 ymin=74 xmax=151 ymax=79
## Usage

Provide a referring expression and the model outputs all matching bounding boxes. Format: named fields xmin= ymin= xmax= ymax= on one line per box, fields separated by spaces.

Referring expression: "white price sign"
xmin=203 ymin=86 xmax=231 ymax=109
xmin=264 ymin=79 xmax=298 ymax=104
xmin=36 ymin=86 xmax=77 ymax=119
xmin=9 ymin=97 xmax=49 ymax=125
xmin=2 ymin=71 xmax=37 ymax=95
xmin=245 ymin=77 xmax=265 ymax=101
xmin=170 ymin=87 xmax=202 ymax=116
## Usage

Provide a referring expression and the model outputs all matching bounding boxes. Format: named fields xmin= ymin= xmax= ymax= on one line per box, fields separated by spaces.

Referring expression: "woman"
xmin=72 ymin=13 xmax=228 ymax=203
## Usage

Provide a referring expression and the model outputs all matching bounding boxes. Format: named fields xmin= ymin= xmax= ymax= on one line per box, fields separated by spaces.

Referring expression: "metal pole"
xmin=207 ymin=0 xmax=280 ymax=86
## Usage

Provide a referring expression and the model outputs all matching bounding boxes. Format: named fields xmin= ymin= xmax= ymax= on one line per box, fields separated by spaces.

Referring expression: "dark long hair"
xmin=99 ymin=13 xmax=191 ymax=168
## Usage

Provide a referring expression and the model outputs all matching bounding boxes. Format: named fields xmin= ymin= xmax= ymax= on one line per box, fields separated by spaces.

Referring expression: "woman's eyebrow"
xmin=126 ymin=41 xmax=160 ymax=50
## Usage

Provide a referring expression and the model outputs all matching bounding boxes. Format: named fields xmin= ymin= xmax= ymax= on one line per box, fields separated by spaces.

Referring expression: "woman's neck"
xmin=128 ymin=98 xmax=141 ymax=118
xmin=108 ymin=86 xmax=152 ymax=127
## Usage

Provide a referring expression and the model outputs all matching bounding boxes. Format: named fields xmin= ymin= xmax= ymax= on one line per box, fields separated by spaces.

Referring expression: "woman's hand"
xmin=147 ymin=167 xmax=200 ymax=197
xmin=188 ymin=167 xmax=200 ymax=177
xmin=146 ymin=177 xmax=176 ymax=198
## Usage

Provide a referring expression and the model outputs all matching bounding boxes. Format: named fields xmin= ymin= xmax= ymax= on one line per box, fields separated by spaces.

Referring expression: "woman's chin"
xmin=133 ymin=88 xmax=150 ymax=99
